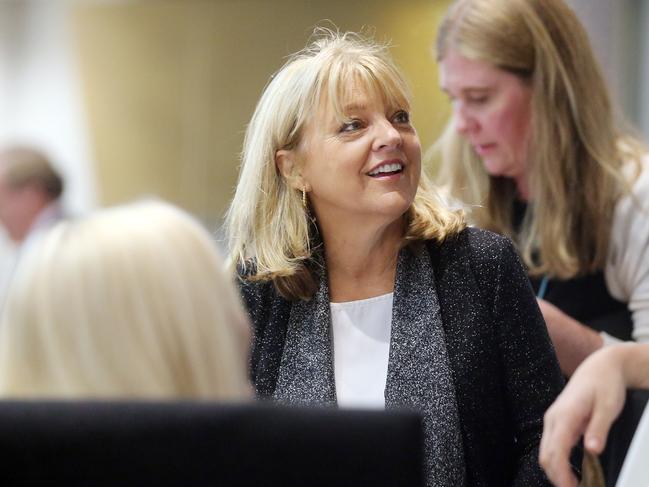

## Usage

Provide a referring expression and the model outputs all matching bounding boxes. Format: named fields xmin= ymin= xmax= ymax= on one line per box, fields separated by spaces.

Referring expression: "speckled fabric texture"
xmin=239 ymin=227 xmax=573 ymax=486
xmin=272 ymin=243 xmax=466 ymax=486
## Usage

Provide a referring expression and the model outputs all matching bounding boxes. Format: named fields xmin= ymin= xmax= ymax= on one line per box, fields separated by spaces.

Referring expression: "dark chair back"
xmin=0 ymin=400 xmax=424 ymax=487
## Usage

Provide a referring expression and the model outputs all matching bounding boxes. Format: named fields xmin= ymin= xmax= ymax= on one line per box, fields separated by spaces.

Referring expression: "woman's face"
xmin=439 ymin=50 xmax=533 ymax=184
xmin=294 ymin=82 xmax=421 ymax=229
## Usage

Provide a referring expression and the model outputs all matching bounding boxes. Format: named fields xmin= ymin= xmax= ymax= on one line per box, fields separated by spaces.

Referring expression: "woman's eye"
xmin=339 ymin=119 xmax=363 ymax=133
xmin=468 ymin=96 xmax=488 ymax=105
xmin=392 ymin=110 xmax=410 ymax=124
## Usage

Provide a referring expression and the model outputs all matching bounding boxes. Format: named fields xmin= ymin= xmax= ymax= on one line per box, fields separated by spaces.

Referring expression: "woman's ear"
xmin=276 ymin=149 xmax=305 ymax=190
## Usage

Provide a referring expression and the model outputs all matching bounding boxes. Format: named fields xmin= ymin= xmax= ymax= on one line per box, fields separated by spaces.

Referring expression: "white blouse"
xmin=616 ymin=404 xmax=649 ymax=486
xmin=605 ymin=158 xmax=649 ymax=344
xmin=330 ymin=292 xmax=393 ymax=409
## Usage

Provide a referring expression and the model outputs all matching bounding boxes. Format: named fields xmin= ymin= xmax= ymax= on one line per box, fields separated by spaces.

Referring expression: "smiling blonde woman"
xmin=227 ymin=29 xmax=570 ymax=486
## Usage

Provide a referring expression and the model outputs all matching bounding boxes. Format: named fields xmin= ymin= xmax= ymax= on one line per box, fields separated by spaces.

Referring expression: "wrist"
xmin=622 ymin=344 xmax=649 ymax=389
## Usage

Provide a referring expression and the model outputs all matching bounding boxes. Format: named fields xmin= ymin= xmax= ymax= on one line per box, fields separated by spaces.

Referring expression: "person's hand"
xmin=539 ymin=346 xmax=627 ymax=486
xmin=537 ymin=298 xmax=604 ymax=375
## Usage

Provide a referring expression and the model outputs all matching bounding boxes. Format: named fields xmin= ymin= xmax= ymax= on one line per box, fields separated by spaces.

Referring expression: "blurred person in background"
xmin=435 ymin=0 xmax=649 ymax=374
xmin=434 ymin=0 xmax=649 ymax=482
xmin=0 ymin=146 xmax=65 ymax=247
xmin=0 ymin=146 xmax=67 ymax=305
xmin=0 ymin=200 xmax=250 ymax=400
xmin=227 ymin=29 xmax=569 ymax=486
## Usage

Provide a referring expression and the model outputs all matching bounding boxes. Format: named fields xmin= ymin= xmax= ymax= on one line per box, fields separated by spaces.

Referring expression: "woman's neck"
xmin=515 ymin=173 xmax=531 ymax=201
xmin=321 ymin=217 xmax=404 ymax=303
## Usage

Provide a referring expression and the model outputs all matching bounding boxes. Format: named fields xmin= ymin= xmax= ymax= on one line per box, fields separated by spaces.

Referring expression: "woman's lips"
xmin=474 ymin=143 xmax=496 ymax=156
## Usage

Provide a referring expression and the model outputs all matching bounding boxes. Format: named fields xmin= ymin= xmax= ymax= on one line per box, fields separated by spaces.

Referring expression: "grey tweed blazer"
xmin=239 ymin=227 xmax=569 ymax=486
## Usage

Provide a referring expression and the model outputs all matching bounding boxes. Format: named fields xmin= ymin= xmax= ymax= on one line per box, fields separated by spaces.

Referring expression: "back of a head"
xmin=0 ymin=146 xmax=63 ymax=200
xmin=0 ymin=200 xmax=250 ymax=400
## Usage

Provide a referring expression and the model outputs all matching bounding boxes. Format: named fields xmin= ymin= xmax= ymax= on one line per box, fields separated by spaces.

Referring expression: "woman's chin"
xmin=373 ymin=194 xmax=415 ymax=221
xmin=481 ymin=157 xmax=522 ymax=181
xmin=482 ymin=161 xmax=505 ymax=177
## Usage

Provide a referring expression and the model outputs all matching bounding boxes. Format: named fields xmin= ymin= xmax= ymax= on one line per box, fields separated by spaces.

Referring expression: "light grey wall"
xmin=568 ymin=0 xmax=645 ymax=137
xmin=636 ymin=2 xmax=649 ymax=138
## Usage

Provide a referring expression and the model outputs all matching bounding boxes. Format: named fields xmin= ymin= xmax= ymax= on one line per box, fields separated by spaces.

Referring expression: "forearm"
xmin=545 ymin=310 xmax=604 ymax=376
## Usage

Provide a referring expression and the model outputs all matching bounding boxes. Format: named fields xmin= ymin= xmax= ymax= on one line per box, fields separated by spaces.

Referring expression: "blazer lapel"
xmin=273 ymin=271 xmax=337 ymax=406
xmin=385 ymin=242 xmax=445 ymax=406
xmin=386 ymin=242 xmax=466 ymax=486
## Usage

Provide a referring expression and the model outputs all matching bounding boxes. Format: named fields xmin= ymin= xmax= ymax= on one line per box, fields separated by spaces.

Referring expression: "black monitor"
xmin=0 ymin=400 xmax=424 ymax=487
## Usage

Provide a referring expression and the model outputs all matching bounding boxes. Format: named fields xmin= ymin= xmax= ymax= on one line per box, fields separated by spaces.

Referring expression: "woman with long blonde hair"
xmin=435 ymin=0 xmax=649 ymax=377
xmin=435 ymin=2 xmax=649 ymax=483
xmin=227 ymin=29 xmax=569 ymax=486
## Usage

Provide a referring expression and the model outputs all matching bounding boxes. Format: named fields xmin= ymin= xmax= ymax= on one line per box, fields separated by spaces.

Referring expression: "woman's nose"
xmin=454 ymin=104 xmax=476 ymax=136
xmin=373 ymin=120 xmax=402 ymax=151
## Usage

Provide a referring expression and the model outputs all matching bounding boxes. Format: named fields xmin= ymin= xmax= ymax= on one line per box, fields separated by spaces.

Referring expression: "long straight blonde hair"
xmin=226 ymin=29 xmax=465 ymax=300
xmin=435 ymin=0 xmax=644 ymax=278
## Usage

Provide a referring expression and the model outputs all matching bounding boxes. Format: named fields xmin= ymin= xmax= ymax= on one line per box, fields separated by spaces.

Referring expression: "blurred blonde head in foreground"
xmin=0 ymin=200 xmax=250 ymax=399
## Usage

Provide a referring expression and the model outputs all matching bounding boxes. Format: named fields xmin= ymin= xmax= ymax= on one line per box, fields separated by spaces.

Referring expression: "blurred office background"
xmin=0 ymin=0 xmax=645 ymax=235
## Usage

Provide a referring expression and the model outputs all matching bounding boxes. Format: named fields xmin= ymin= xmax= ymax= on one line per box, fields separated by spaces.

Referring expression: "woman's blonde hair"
xmin=227 ymin=28 xmax=465 ymax=300
xmin=434 ymin=0 xmax=645 ymax=278
xmin=0 ymin=200 xmax=251 ymax=399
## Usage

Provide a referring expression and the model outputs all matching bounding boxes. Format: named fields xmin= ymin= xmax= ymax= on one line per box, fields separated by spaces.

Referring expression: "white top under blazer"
xmin=330 ymin=292 xmax=393 ymax=409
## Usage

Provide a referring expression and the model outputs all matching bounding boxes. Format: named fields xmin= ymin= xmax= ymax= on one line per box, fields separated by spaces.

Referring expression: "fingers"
xmin=583 ymin=410 xmax=608 ymax=454
xmin=583 ymin=393 xmax=623 ymax=454
xmin=540 ymin=406 xmax=584 ymax=487
xmin=539 ymin=442 xmax=579 ymax=487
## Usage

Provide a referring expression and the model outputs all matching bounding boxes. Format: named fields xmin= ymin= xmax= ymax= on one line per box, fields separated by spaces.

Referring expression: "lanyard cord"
xmin=537 ymin=275 xmax=549 ymax=299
